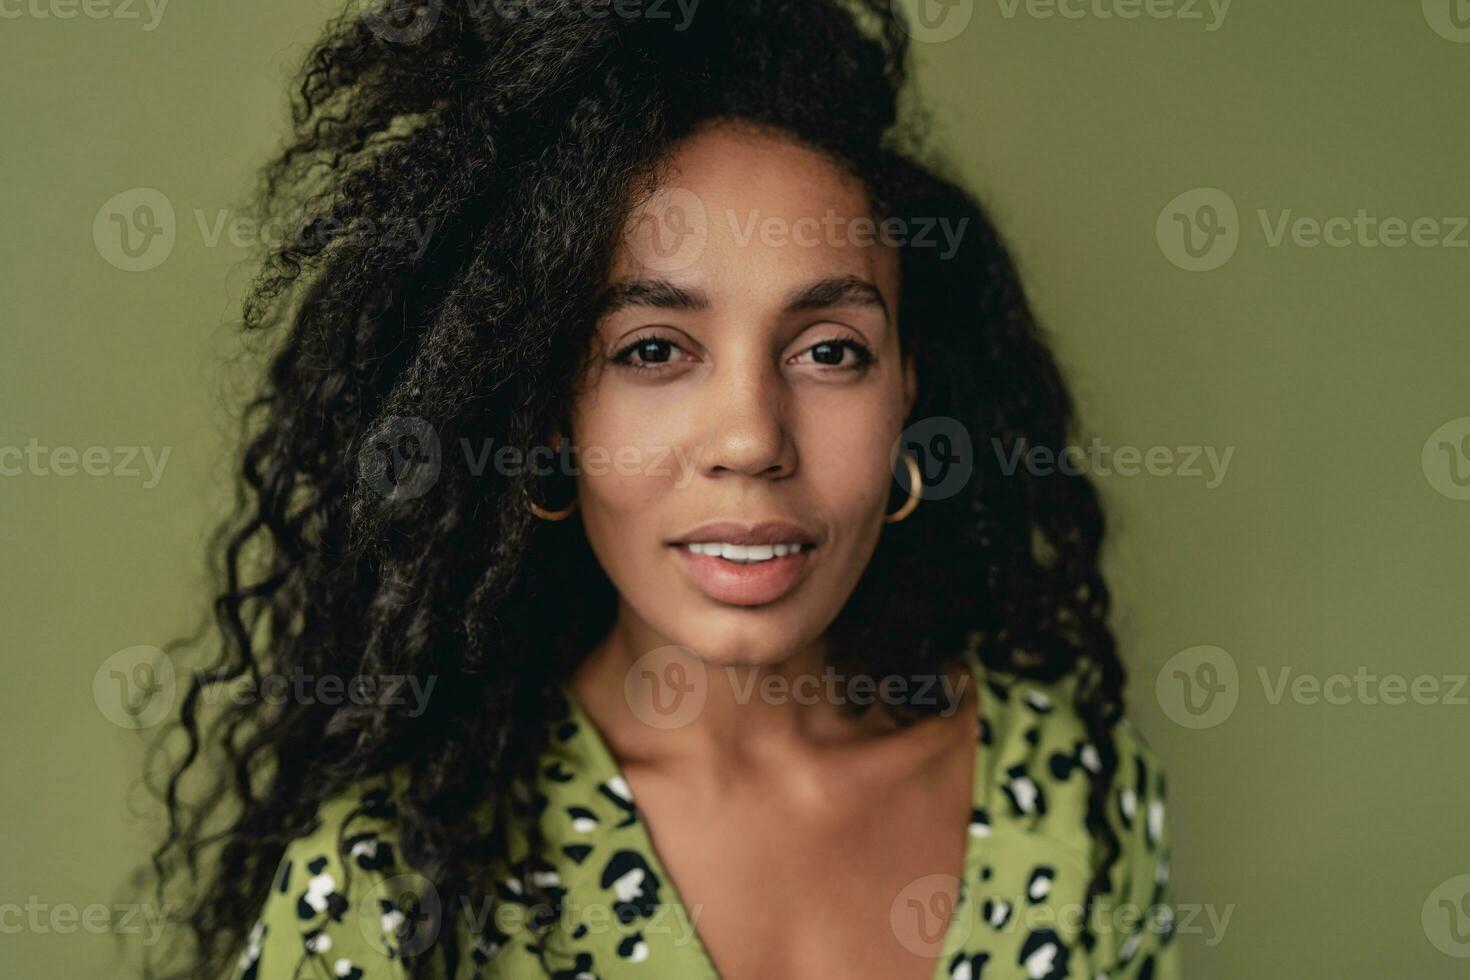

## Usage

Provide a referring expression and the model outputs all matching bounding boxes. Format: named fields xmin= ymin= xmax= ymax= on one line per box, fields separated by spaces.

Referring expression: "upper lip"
xmin=669 ymin=520 xmax=818 ymax=547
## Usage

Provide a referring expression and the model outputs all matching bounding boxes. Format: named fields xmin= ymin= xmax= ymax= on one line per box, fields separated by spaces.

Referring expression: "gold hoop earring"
xmin=528 ymin=495 xmax=577 ymax=522
xmin=529 ymin=431 xmax=577 ymax=521
xmin=883 ymin=452 xmax=922 ymax=524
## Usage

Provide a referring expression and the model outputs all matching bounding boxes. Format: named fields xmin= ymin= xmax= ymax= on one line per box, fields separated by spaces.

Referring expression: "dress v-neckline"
xmin=555 ymin=650 xmax=991 ymax=980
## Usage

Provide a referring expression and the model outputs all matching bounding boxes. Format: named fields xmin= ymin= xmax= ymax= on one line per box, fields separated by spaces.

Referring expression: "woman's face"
xmin=569 ymin=120 xmax=914 ymax=667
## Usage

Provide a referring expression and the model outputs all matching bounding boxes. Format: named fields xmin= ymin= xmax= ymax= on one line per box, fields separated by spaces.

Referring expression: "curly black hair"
xmin=142 ymin=1 xmax=1126 ymax=976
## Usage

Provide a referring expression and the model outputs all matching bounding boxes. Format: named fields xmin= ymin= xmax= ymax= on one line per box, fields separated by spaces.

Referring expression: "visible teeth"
xmin=685 ymin=542 xmax=804 ymax=563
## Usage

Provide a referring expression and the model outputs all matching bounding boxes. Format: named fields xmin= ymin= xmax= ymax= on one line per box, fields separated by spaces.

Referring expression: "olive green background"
xmin=3 ymin=1 xmax=1467 ymax=977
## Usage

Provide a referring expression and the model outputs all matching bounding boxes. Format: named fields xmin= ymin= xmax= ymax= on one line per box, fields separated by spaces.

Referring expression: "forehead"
xmin=608 ymin=121 xmax=900 ymax=313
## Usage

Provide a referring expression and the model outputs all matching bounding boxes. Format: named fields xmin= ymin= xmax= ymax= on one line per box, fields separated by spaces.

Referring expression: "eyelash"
xmin=610 ymin=334 xmax=875 ymax=372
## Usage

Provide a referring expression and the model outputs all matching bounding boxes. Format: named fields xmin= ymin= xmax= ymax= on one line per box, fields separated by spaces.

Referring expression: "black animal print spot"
xmin=1018 ymin=927 xmax=1069 ymax=979
xmin=1001 ymin=764 xmax=1048 ymax=818
xmin=1022 ymin=689 xmax=1054 ymax=714
xmin=982 ymin=898 xmax=1013 ymax=929
xmin=598 ymin=779 xmax=638 ymax=828
xmin=1025 ymin=866 xmax=1055 ymax=903
xmin=617 ymin=931 xmax=650 ymax=962
xmin=543 ymin=761 xmax=576 ymax=783
xmin=547 ymin=951 xmax=597 ymax=980
xmin=947 ymin=950 xmax=990 ymax=979
xmin=344 ymin=832 xmax=395 ymax=871
xmin=599 ymin=850 xmax=662 ymax=923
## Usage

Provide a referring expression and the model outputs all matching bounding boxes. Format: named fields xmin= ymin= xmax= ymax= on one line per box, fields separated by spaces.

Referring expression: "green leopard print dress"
xmin=229 ymin=648 xmax=1180 ymax=979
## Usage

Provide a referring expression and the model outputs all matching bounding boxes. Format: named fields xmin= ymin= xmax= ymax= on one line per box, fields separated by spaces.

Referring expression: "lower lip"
xmin=672 ymin=546 xmax=812 ymax=607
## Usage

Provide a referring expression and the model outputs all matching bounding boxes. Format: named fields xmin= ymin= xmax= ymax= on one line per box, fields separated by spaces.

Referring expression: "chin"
xmin=656 ymin=604 xmax=829 ymax=669
xmin=685 ymin=641 xmax=796 ymax=669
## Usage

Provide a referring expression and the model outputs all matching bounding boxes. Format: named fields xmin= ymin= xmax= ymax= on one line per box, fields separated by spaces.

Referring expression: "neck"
xmin=568 ymin=599 xmax=896 ymax=770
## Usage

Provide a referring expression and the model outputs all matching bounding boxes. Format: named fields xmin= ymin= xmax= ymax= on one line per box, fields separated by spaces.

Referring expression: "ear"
xmin=902 ymin=353 xmax=918 ymax=419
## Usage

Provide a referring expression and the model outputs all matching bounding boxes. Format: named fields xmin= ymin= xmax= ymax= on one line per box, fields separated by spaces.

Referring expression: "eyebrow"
xmin=595 ymin=274 xmax=890 ymax=321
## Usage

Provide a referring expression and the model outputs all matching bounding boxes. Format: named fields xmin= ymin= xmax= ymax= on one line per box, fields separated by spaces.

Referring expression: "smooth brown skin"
xmin=567 ymin=120 xmax=980 ymax=980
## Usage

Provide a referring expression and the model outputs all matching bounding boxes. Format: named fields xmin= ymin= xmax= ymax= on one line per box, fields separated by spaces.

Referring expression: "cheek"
xmin=792 ymin=395 xmax=902 ymax=521
xmin=574 ymin=466 xmax=665 ymax=621
xmin=569 ymin=386 xmax=685 ymax=567
xmin=572 ymin=378 xmax=690 ymax=462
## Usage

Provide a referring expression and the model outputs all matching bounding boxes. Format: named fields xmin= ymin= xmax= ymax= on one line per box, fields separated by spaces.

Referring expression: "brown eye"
xmin=790 ymin=337 xmax=874 ymax=370
xmin=811 ymin=341 xmax=846 ymax=365
xmin=632 ymin=339 xmax=673 ymax=363
xmin=611 ymin=335 xmax=691 ymax=370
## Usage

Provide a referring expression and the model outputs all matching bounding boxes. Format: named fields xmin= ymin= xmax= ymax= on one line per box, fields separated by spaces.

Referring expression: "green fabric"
xmin=229 ymin=649 xmax=1180 ymax=979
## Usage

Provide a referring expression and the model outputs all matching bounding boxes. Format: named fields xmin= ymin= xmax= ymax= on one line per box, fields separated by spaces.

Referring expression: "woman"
xmin=146 ymin=2 xmax=1179 ymax=978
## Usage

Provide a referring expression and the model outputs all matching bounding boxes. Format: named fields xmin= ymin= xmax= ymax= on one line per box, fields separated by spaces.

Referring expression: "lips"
xmin=668 ymin=519 xmax=818 ymax=606
xmin=668 ymin=520 xmax=817 ymax=548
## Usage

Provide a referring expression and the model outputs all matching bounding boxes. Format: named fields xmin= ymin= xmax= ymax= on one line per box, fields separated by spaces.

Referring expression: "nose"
xmin=697 ymin=355 xmax=796 ymax=479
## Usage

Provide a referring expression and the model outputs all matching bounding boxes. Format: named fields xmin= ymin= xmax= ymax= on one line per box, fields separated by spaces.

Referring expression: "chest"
xmin=626 ymin=766 xmax=974 ymax=980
